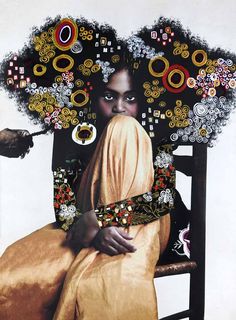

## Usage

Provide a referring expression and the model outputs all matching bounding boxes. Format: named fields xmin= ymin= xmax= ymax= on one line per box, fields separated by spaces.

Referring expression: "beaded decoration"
xmin=54 ymin=145 xmax=175 ymax=231
xmin=1 ymin=16 xmax=235 ymax=147
xmin=0 ymin=16 xmax=235 ymax=231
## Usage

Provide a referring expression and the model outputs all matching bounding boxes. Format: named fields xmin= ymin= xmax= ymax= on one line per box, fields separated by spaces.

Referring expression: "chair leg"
xmin=189 ymin=269 xmax=205 ymax=320
xmin=189 ymin=144 xmax=206 ymax=320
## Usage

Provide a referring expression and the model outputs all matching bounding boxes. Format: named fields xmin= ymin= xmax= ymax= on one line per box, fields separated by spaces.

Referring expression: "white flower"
xmin=60 ymin=204 xmax=67 ymax=211
xmin=67 ymin=205 xmax=76 ymax=213
xmin=58 ymin=204 xmax=77 ymax=219
xmin=158 ymin=189 xmax=174 ymax=205
xmin=154 ymin=151 xmax=173 ymax=168
xmin=143 ymin=192 xmax=153 ymax=202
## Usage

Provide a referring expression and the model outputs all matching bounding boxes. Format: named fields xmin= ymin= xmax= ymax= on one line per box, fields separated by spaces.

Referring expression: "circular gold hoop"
xmin=52 ymin=54 xmax=74 ymax=72
xmin=148 ymin=56 xmax=169 ymax=77
xmin=191 ymin=50 xmax=208 ymax=67
xmin=167 ymin=69 xmax=185 ymax=88
xmin=33 ymin=64 xmax=47 ymax=76
xmin=70 ymin=90 xmax=89 ymax=107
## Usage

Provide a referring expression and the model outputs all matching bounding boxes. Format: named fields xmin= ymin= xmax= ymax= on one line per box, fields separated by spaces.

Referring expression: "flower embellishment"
xmin=59 ymin=204 xmax=77 ymax=219
xmin=173 ymin=224 xmax=190 ymax=259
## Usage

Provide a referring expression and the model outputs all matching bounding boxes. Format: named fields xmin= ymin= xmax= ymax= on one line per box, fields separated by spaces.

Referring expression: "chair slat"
xmin=154 ymin=261 xmax=197 ymax=278
xmin=159 ymin=309 xmax=191 ymax=320
xmin=174 ymin=155 xmax=193 ymax=176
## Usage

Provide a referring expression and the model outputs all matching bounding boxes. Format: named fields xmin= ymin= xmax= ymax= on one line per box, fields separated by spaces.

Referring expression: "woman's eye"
xmin=104 ymin=93 xmax=114 ymax=101
xmin=126 ymin=95 xmax=136 ymax=102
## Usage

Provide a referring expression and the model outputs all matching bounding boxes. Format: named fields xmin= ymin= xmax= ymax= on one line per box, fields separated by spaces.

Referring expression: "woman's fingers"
xmin=116 ymin=228 xmax=133 ymax=240
xmin=100 ymin=245 xmax=119 ymax=256
xmin=96 ymin=239 xmax=121 ymax=256
xmin=93 ymin=227 xmax=137 ymax=255
xmin=113 ymin=230 xmax=137 ymax=252
xmin=108 ymin=238 xmax=131 ymax=254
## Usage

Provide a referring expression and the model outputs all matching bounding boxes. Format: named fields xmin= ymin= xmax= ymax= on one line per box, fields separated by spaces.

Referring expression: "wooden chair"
xmin=154 ymin=143 xmax=207 ymax=320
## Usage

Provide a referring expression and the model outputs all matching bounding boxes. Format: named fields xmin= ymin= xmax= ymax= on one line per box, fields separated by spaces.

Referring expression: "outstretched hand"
xmin=0 ymin=128 xmax=33 ymax=158
xmin=92 ymin=227 xmax=137 ymax=256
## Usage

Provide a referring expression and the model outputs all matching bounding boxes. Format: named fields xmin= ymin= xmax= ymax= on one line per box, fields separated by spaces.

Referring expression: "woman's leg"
xmin=0 ymin=223 xmax=75 ymax=320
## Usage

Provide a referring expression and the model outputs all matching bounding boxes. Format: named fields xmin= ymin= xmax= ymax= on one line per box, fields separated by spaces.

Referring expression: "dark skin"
xmin=67 ymin=69 xmax=139 ymax=256
xmin=66 ymin=210 xmax=136 ymax=255
xmin=0 ymin=128 xmax=33 ymax=158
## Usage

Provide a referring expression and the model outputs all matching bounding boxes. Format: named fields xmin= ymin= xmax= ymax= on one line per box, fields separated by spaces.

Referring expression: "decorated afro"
xmin=0 ymin=16 xmax=235 ymax=231
xmin=0 ymin=16 xmax=235 ymax=150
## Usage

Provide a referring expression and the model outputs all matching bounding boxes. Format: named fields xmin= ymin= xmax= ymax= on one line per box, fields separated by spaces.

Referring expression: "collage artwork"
xmin=1 ymin=16 xmax=235 ymax=260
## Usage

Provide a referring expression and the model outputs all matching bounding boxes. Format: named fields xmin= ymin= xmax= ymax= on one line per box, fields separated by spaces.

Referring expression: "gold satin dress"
xmin=0 ymin=115 xmax=170 ymax=320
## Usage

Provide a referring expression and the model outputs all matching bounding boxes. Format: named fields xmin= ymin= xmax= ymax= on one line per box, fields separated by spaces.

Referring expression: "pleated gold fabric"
xmin=0 ymin=115 xmax=170 ymax=320
xmin=77 ymin=115 xmax=155 ymax=211
xmin=0 ymin=223 xmax=75 ymax=320
xmin=54 ymin=115 xmax=170 ymax=320
xmin=54 ymin=221 xmax=161 ymax=320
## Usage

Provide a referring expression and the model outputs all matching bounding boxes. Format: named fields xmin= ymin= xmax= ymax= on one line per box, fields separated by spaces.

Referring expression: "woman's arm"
xmin=55 ymin=144 xmax=175 ymax=255
xmin=53 ymin=167 xmax=136 ymax=255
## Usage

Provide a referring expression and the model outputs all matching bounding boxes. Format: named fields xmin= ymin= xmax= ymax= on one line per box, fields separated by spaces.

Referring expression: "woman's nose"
xmin=112 ymin=98 xmax=125 ymax=113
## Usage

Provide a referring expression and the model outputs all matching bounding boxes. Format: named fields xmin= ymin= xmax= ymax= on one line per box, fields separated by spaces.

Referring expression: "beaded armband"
xmin=95 ymin=144 xmax=175 ymax=227
xmin=54 ymin=144 xmax=176 ymax=231
xmin=54 ymin=168 xmax=82 ymax=231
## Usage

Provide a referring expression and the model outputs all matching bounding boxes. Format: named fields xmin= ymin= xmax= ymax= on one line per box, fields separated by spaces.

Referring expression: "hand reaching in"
xmin=0 ymin=128 xmax=33 ymax=158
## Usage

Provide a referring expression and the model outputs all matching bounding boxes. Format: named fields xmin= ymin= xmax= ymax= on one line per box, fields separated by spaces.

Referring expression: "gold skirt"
xmin=0 ymin=115 xmax=170 ymax=320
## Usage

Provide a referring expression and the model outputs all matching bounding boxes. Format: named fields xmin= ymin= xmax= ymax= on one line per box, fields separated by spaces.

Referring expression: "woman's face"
xmin=97 ymin=68 xmax=138 ymax=120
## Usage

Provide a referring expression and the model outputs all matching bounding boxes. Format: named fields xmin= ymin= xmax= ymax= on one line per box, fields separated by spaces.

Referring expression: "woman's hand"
xmin=0 ymin=128 xmax=33 ymax=158
xmin=66 ymin=210 xmax=100 ymax=249
xmin=92 ymin=227 xmax=137 ymax=256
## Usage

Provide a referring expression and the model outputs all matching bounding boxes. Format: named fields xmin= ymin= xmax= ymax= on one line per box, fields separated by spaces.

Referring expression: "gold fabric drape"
xmin=0 ymin=115 xmax=170 ymax=320
xmin=0 ymin=223 xmax=75 ymax=320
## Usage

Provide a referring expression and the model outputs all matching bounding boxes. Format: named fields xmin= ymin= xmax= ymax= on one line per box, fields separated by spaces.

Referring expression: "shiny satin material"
xmin=77 ymin=115 xmax=155 ymax=211
xmin=54 ymin=222 xmax=162 ymax=320
xmin=55 ymin=116 xmax=170 ymax=320
xmin=0 ymin=115 xmax=170 ymax=320
xmin=0 ymin=223 xmax=75 ymax=320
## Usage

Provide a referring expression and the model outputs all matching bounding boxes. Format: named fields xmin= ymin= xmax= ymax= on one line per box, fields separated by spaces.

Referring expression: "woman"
xmin=1 ymin=15 xmax=234 ymax=320
xmin=0 ymin=65 xmax=172 ymax=320
xmin=53 ymin=71 xmax=170 ymax=320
